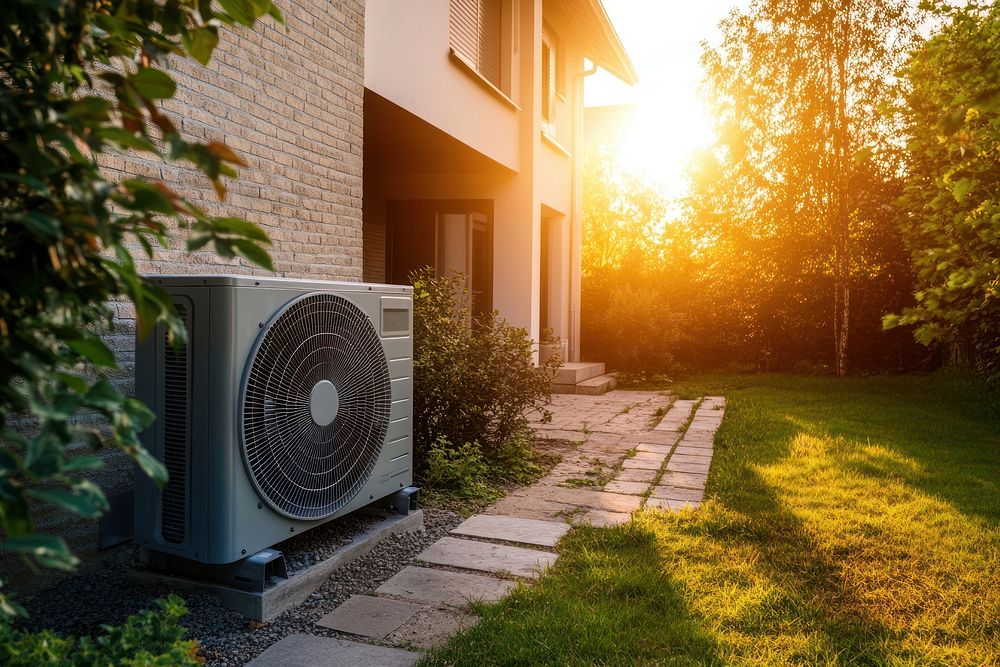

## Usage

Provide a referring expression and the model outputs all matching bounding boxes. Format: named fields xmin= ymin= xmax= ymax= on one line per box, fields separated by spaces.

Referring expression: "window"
xmin=541 ymin=21 xmax=561 ymax=138
xmin=450 ymin=0 xmax=506 ymax=91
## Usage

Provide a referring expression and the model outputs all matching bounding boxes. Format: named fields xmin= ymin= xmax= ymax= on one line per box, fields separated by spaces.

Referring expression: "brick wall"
xmin=3 ymin=1 xmax=366 ymax=579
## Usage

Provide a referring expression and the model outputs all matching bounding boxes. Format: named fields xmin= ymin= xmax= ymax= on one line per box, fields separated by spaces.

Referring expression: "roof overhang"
xmin=549 ymin=0 xmax=638 ymax=86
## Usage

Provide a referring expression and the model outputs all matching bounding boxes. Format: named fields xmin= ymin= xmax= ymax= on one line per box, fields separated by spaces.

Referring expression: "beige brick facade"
xmin=103 ymin=0 xmax=365 ymax=282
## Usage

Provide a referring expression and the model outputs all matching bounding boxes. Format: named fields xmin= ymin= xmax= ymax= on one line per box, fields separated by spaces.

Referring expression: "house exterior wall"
xmin=364 ymin=0 xmax=521 ymax=171
xmin=6 ymin=1 xmax=367 ymax=579
xmin=363 ymin=0 xmax=589 ymax=360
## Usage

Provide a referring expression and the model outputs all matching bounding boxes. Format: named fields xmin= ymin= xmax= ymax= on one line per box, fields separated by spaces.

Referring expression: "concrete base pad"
xmin=375 ymin=566 xmax=514 ymax=607
xmin=129 ymin=510 xmax=424 ymax=621
xmin=246 ymin=634 xmax=419 ymax=667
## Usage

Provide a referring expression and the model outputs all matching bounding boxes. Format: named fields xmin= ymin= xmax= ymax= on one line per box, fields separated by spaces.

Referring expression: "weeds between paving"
xmin=421 ymin=373 xmax=1000 ymax=665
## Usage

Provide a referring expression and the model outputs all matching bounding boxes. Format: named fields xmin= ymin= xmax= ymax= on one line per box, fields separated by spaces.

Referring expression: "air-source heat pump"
xmin=133 ymin=276 xmax=413 ymax=565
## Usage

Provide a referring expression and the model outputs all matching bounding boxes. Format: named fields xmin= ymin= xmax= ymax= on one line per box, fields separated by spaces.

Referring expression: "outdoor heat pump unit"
xmin=133 ymin=276 xmax=413 ymax=567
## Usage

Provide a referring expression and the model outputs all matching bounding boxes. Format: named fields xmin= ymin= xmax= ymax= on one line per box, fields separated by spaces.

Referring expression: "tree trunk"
xmin=833 ymin=1 xmax=852 ymax=377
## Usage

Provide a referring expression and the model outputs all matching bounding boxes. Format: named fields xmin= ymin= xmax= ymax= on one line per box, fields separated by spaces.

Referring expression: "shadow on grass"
xmin=421 ymin=523 xmax=723 ymax=666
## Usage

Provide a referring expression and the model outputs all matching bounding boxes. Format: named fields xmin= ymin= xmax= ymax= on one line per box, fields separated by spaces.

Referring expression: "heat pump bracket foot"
xmin=387 ymin=486 xmax=420 ymax=515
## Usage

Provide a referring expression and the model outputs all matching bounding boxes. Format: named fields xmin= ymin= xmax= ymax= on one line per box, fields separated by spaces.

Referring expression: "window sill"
xmin=541 ymin=131 xmax=571 ymax=157
xmin=449 ymin=48 xmax=521 ymax=112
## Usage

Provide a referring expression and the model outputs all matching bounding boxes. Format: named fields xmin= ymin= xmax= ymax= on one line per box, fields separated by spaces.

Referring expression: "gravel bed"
xmin=19 ymin=507 xmax=463 ymax=666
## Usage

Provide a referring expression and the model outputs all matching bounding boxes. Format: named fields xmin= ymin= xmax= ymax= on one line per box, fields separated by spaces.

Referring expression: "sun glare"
xmin=587 ymin=1 xmax=743 ymax=201
xmin=615 ymin=90 xmax=715 ymax=200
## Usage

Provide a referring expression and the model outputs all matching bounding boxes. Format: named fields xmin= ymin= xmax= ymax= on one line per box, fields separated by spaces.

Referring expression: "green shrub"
xmin=0 ymin=595 xmax=200 ymax=666
xmin=410 ymin=269 xmax=553 ymax=481
xmin=422 ymin=437 xmax=498 ymax=500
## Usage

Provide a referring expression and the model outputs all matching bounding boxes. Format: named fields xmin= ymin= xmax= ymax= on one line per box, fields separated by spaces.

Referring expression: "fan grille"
xmin=241 ymin=293 xmax=391 ymax=519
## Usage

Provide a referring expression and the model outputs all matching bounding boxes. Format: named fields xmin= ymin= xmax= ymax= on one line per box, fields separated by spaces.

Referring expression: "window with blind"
xmin=541 ymin=22 xmax=561 ymax=138
xmin=450 ymin=0 xmax=506 ymax=91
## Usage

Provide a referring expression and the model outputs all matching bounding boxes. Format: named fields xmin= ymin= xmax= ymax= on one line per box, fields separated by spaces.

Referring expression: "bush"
xmin=410 ymin=269 xmax=554 ymax=481
xmin=0 ymin=595 xmax=200 ymax=666
xmin=422 ymin=437 xmax=497 ymax=500
xmin=586 ymin=284 xmax=686 ymax=373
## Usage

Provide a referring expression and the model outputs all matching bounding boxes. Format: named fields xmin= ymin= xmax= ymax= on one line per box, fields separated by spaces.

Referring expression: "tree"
xmin=0 ymin=0 xmax=280 ymax=617
xmin=696 ymin=0 xmax=920 ymax=374
xmin=885 ymin=1 xmax=1000 ymax=376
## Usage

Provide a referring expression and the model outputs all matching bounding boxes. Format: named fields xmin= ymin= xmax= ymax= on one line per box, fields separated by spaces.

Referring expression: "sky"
xmin=585 ymin=1 xmax=747 ymax=200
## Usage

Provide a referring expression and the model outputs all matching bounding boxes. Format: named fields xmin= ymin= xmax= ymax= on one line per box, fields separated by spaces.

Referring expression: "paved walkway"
xmin=250 ymin=390 xmax=726 ymax=666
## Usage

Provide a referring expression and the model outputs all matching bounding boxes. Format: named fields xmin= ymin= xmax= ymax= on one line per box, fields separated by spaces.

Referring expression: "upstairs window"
xmin=451 ymin=0 xmax=505 ymax=91
xmin=541 ymin=21 xmax=562 ymax=138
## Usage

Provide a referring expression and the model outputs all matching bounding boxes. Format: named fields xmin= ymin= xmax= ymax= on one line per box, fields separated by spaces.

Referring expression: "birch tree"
xmin=696 ymin=0 xmax=920 ymax=374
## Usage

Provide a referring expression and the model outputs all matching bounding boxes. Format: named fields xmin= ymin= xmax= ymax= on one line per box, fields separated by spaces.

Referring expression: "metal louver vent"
xmin=241 ymin=293 xmax=391 ymax=520
xmin=161 ymin=302 xmax=191 ymax=544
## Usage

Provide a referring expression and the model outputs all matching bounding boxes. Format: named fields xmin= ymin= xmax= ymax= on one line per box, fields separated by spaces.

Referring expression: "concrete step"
xmin=575 ymin=372 xmax=617 ymax=396
xmin=552 ymin=361 xmax=605 ymax=385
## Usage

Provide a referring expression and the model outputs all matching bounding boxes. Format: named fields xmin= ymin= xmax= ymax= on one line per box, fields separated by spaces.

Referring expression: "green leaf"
xmin=61 ymin=455 xmax=104 ymax=473
xmin=124 ymin=398 xmax=157 ymax=431
xmin=1 ymin=534 xmax=79 ymax=571
xmin=132 ymin=68 xmax=177 ymax=100
xmin=97 ymin=127 xmax=158 ymax=153
xmin=15 ymin=211 xmax=61 ymax=238
xmin=952 ymin=178 xmax=972 ymax=203
xmin=66 ymin=333 xmax=117 ymax=367
xmin=212 ymin=217 xmax=270 ymax=242
xmin=184 ymin=26 xmax=219 ymax=65
xmin=226 ymin=238 xmax=274 ymax=271
xmin=26 ymin=483 xmax=109 ymax=519
xmin=66 ymin=96 xmax=113 ymax=120
xmin=85 ymin=380 xmax=124 ymax=411
xmin=131 ymin=445 xmax=168 ymax=489
xmin=24 ymin=433 xmax=63 ymax=477
xmin=219 ymin=0 xmax=258 ymax=25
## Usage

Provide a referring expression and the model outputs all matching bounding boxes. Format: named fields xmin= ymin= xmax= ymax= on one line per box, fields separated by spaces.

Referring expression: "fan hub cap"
xmin=309 ymin=380 xmax=339 ymax=426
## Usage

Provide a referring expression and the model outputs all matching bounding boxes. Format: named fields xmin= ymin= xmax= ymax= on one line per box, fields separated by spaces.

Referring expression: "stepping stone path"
xmin=257 ymin=390 xmax=725 ymax=665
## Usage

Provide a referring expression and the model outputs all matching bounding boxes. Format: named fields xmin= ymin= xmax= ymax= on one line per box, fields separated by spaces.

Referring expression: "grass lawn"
xmin=421 ymin=373 xmax=999 ymax=665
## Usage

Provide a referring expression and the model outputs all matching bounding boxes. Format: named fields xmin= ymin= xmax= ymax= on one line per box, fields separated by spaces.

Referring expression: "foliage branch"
xmin=0 ymin=0 xmax=281 ymax=617
xmin=885 ymin=0 xmax=1000 ymax=375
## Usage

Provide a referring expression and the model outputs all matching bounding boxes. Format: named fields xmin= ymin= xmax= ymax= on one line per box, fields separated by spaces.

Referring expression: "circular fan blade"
xmin=240 ymin=292 xmax=391 ymax=519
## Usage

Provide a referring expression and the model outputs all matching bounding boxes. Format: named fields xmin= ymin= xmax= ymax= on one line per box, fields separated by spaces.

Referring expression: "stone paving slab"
xmin=246 ymin=634 xmax=420 ymax=667
xmin=659 ymin=471 xmax=708 ymax=489
xmin=604 ymin=480 xmax=649 ymax=496
xmin=417 ymin=537 xmax=557 ymax=579
xmin=385 ymin=606 xmax=479 ymax=650
xmin=485 ymin=495 xmax=576 ymax=522
xmin=614 ymin=467 xmax=659 ymax=483
xmin=673 ymin=446 xmax=713 ymax=458
xmin=631 ymin=450 xmax=668 ymax=462
xmin=315 ymin=595 xmax=423 ymax=639
xmin=375 ymin=566 xmax=514 ymax=607
xmin=650 ymin=485 xmax=705 ymax=502
xmin=671 ymin=453 xmax=713 ymax=465
xmin=621 ymin=457 xmax=664 ymax=471
xmin=577 ymin=509 xmax=632 ymax=527
xmin=512 ymin=485 xmax=644 ymax=513
xmin=666 ymin=460 xmax=712 ymax=474
xmin=626 ymin=432 xmax=681 ymax=447
xmin=636 ymin=443 xmax=674 ymax=455
xmin=646 ymin=497 xmax=701 ymax=512
xmin=450 ymin=515 xmax=570 ymax=548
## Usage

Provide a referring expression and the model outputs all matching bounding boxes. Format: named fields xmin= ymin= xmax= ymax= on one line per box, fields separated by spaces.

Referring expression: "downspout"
xmin=568 ymin=60 xmax=598 ymax=362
